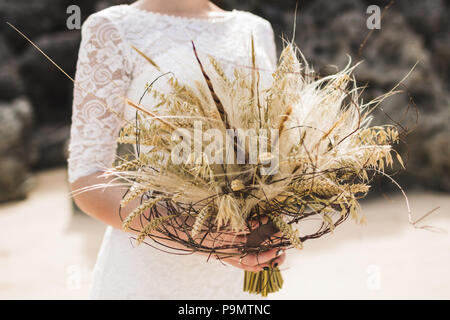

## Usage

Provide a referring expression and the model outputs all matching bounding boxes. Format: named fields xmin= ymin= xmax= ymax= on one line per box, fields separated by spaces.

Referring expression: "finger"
xmin=228 ymin=229 xmax=252 ymax=236
xmin=221 ymin=233 xmax=248 ymax=244
xmin=224 ymin=258 xmax=265 ymax=272
xmin=242 ymin=248 xmax=283 ymax=267
xmin=228 ymin=233 xmax=247 ymax=244
xmin=225 ymin=253 xmax=284 ymax=272
xmin=270 ymin=250 xmax=286 ymax=268
xmin=205 ymin=233 xmax=247 ymax=248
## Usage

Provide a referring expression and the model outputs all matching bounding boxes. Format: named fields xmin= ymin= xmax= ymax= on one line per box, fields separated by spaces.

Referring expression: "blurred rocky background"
xmin=0 ymin=0 xmax=448 ymax=202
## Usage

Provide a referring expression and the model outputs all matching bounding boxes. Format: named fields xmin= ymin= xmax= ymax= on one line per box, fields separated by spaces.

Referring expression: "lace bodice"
xmin=68 ymin=4 xmax=277 ymax=183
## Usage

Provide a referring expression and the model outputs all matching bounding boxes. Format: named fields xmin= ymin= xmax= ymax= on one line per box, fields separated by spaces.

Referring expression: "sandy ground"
xmin=0 ymin=168 xmax=449 ymax=300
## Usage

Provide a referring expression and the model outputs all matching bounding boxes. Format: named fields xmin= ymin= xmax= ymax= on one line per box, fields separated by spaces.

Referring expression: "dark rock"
xmin=0 ymin=35 xmax=24 ymax=101
xmin=395 ymin=0 xmax=447 ymax=39
xmin=432 ymin=32 xmax=450 ymax=91
xmin=0 ymin=156 xmax=33 ymax=203
xmin=0 ymin=98 xmax=33 ymax=203
xmin=355 ymin=13 xmax=447 ymax=113
xmin=31 ymin=125 xmax=71 ymax=170
xmin=398 ymin=110 xmax=450 ymax=191
xmin=426 ymin=128 xmax=450 ymax=190
xmin=0 ymin=62 xmax=24 ymax=101
xmin=0 ymin=98 xmax=32 ymax=153
xmin=19 ymin=31 xmax=81 ymax=125
xmin=0 ymin=0 xmax=77 ymax=52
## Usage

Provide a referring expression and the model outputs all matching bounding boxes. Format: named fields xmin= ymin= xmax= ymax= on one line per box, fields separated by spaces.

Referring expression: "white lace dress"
xmin=68 ymin=4 xmax=277 ymax=299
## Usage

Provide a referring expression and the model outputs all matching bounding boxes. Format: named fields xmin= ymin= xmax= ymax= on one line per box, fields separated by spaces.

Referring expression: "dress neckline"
xmin=124 ymin=4 xmax=238 ymax=23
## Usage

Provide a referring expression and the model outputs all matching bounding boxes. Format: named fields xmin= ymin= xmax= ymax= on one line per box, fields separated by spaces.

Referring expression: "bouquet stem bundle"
xmin=244 ymin=267 xmax=283 ymax=297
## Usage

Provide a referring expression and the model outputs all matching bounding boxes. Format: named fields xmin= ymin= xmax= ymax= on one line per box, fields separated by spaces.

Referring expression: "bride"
xmin=69 ymin=0 xmax=286 ymax=299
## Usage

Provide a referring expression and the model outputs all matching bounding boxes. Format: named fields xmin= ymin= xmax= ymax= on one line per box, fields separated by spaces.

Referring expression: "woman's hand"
xmin=193 ymin=219 xmax=287 ymax=272
xmin=221 ymin=246 xmax=286 ymax=272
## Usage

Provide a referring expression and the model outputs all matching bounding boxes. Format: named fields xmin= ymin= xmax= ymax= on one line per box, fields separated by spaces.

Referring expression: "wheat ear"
xmin=122 ymin=197 xmax=162 ymax=231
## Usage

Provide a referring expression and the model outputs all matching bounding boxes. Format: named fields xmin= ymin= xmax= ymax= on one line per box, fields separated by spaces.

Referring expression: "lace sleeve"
xmin=68 ymin=13 xmax=131 ymax=183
